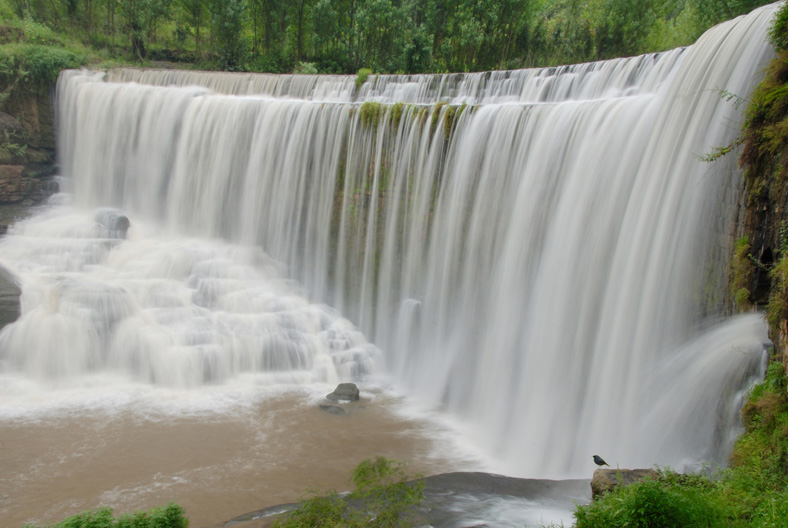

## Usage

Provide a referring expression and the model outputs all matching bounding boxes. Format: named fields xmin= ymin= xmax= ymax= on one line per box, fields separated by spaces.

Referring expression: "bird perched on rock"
xmin=593 ymin=455 xmax=610 ymax=467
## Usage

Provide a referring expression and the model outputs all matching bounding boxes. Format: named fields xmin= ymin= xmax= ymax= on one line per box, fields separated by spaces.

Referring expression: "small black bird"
xmin=593 ymin=455 xmax=610 ymax=467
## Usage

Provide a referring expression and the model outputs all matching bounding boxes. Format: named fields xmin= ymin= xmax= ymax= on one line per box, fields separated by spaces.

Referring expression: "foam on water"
xmin=0 ymin=205 xmax=382 ymax=418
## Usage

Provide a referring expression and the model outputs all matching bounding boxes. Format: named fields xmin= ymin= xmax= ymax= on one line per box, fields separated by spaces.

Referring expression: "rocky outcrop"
xmin=591 ymin=468 xmax=660 ymax=499
xmin=0 ymin=263 xmax=21 ymax=331
xmin=0 ymin=89 xmax=57 ymax=204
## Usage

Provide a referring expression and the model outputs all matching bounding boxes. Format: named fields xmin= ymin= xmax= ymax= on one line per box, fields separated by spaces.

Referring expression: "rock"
xmin=0 ymin=165 xmax=31 ymax=203
xmin=95 ymin=209 xmax=131 ymax=239
xmin=326 ymin=382 xmax=360 ymax=402
xmin=0 ymin=263 xmax=21 ymax=331
xmin=319 ymin=404 xmax=348 ymax=415
xmin=591 ymin=468 xmax=660 ymax=500
xmin=0 ymin=113 xmax=24 ymax=143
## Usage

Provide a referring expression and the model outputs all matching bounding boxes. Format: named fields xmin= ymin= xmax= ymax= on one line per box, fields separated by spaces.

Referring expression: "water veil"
xmin=0 ymin=5 xmax=780 ymax=509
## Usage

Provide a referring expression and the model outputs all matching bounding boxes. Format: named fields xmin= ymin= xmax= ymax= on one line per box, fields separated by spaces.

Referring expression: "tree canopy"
xmin=2 ymin=0 xmax=776 ymax=73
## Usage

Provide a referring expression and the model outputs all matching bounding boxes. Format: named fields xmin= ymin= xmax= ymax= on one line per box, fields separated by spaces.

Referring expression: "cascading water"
xmin=0 ymin=6 xmax=780 ymax=522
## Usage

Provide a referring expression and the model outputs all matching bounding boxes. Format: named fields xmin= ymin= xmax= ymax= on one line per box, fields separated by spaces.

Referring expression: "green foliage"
xmin=22 ymin=502 xmax=188 ymax=528
xmin=0 ymin=0 xmax=777 ymax=74
xmin=730 ymin=236 xmax=753 ymax=311
xmin=0 ymin=43 xmax=86 ymax=88
xmin=575 ymin=471 xmax=729 ymax=528
xmin=273 ymin=457 xmax=424 ymax=528
xmin=577 ymin=362 xmax=788 ymax=528
xmin=212 ymin=0 xmax=249 ymax=71
xmin=293 ymin=61 xmax=318 ymax=74
xmin=355 ymin=67 xmax=372 ymax=89
xmin=769 ymin=3 xmax=788 ymax=52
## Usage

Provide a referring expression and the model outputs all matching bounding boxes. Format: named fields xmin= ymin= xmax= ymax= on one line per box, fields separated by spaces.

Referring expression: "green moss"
xmin=360 ymin=101 xmax=381 ymax=130
xmin=443 ymin=105 xmax=457 ymax=141
xmin=730 ymin=236 xmax=753 ymax=312
xmin=390 ymin=102 xmax=404 ymax=129
xmin=430 ymin=101 xmax=447 ymax=136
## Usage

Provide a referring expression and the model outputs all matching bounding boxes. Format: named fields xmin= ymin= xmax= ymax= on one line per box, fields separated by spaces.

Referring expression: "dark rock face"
xmin=326 ymin=382 xmax=360 ymax=402
xmin=591 ymin=468 xmax=660 ymax=499
xmin=0 ymin=88 xmax=57 ymax=204
xmin=0 ymin=112 xmax=24 ymax=141
xmin=0 ymin=263 xmax=21 ymax=331
xmin=0 ymin=165 xmax=29 ymax=203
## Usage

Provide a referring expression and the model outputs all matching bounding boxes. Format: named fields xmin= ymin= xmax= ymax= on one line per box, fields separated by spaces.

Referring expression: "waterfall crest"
xmin=2 ymin=3 xmax=781 ymax=476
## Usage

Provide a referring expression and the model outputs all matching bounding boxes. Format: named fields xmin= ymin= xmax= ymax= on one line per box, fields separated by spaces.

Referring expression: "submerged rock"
xmin=326 ymin=382 xmax=360 ymax=402
xmin=591 ymin=468 xmax=660 ymax=499
xmin=95 ymin=209 xmax=131 ymax=239
xmin=319 ymin=404 xmax=348 ymax=415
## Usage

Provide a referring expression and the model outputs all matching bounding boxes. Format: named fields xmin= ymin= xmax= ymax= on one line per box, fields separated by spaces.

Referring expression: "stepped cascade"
xmin=1 ymin=3 xmax=781 ymax=481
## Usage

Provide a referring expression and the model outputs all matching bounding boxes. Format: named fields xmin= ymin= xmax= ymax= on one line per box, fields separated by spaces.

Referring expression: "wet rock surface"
xmin=0 ymin=263 xmax=21 ymax=330
xmin=213 ymin=472 xmax=591 ymax=528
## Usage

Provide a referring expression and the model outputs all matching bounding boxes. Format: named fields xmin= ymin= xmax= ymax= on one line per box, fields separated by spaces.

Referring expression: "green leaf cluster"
xmin=22 ymin=502 xmax=188 ymax=528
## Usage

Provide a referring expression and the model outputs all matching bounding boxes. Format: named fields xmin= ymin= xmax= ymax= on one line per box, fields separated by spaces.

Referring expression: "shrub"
xmin=355 ymin=67 xmax=372 ymax=89
xmin=574 ymin=471 xmax=728 ymax=528
xmin=273 ymin=457 xmax=424 ymax=528
xmin=23 ymin=502 xmax=188 ymax=528
xmin=0 ymin=43 xmax=85 ymax=89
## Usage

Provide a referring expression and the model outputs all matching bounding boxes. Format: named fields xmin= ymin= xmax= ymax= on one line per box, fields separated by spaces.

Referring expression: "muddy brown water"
xmin=0 ymin=392 xmax=469 ymax=528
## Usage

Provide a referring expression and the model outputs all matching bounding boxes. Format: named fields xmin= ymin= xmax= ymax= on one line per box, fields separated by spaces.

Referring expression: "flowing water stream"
xmin=0 ymin=3 xmax=782 ymax=526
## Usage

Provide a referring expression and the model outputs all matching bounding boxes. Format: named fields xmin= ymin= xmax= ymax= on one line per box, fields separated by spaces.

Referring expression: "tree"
xmin=211 ymin=0 xmax=249 ymax=70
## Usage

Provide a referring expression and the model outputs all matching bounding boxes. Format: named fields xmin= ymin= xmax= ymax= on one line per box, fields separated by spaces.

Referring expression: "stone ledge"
xmin=591 ymin=468 xmax=660 ymax=500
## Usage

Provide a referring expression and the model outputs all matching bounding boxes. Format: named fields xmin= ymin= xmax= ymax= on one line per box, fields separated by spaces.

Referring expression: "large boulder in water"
xmin=0 ymin=263 xmax=20 ymax=330
xmin=591 ymin=468 xmax=660 ymax=499
xmin=326 ymin=382 xmax=360 ymax=402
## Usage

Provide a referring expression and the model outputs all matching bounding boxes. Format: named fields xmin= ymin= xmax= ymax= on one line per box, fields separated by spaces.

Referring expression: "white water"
xmin=1 ymin=3 xmax=780 ymax=493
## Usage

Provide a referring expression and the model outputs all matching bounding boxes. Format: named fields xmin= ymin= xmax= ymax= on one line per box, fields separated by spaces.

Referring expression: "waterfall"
xmin=2 ymin=4 xmax=780 ymax=478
